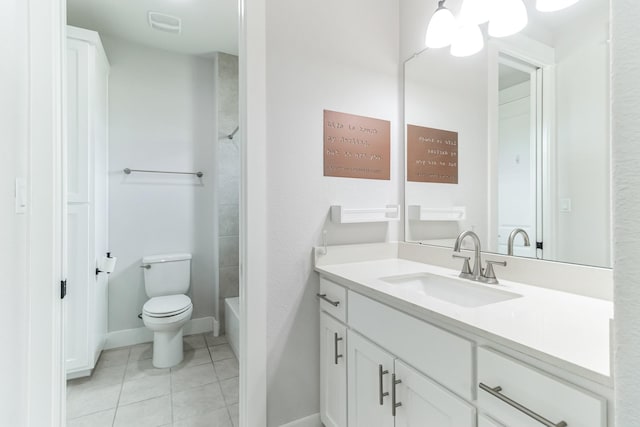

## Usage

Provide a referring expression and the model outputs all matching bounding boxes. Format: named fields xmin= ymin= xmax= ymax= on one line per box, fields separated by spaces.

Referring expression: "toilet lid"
xmin=143 ymin=294 xmax=192 ymax=317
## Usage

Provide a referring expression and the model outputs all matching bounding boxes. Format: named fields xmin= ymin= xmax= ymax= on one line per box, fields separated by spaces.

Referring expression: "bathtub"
xmin=225 ymin=297 xmax=239 ymax=359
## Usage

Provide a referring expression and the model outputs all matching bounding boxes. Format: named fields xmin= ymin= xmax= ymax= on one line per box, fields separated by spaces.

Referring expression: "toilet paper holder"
xmin=96 ymin=252 xmax=117 ymax=276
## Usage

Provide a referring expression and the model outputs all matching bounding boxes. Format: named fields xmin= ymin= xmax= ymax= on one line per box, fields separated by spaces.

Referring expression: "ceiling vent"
xmin=148 ymin=11 xmax=182 ymax=34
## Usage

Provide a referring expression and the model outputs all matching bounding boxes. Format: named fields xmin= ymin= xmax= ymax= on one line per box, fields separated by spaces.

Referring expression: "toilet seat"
xmin=143 ymin=294 xmax=192 ymax=318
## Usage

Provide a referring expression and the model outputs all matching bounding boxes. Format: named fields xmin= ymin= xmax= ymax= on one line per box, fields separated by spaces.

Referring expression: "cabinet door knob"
xmin=378 ymin=364 xmax=389 ymax=405
xmin=333 ymin=332 xmax=343 ymax=365
xmin=392 ymin=374 xmax=402 ymax=416
xmin=479 ymin=383 xmax=568 ymax=427
xmin=317 ymin=293 xmax=340 ymax=307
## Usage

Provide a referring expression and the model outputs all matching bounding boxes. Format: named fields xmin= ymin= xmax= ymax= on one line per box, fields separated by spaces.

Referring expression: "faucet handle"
xmin=481 ymin=260 xmax=507 ymax=285
xmin=452 ymin=254 xmax=473 ymax=279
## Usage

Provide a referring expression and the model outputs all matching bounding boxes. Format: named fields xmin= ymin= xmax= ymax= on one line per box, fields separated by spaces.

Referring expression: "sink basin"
xmin=379 ymin=273 xmax=522 ymax=308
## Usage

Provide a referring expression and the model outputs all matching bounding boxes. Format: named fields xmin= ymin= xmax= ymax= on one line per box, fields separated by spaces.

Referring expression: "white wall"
xmin=264 ymin=0 xmax=400 ymax=424
xmin=554 ymin=14 xmax=611 ymax=267
xmin=404 ymin=48 xmax=489 ymax=244
xmin=0 ymin=1 xmax=29 ymax=424
xmin=613 ymin=0 xmax=640 ymax=424
xmin=103 ymin=36 xmax=217 ymax=332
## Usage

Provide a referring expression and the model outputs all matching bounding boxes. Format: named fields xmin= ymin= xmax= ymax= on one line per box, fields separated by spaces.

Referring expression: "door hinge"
xmin=61 ymin=279 xmax=67 ymax=299
xmin=536 ymin=241 xmax=543 ymax=250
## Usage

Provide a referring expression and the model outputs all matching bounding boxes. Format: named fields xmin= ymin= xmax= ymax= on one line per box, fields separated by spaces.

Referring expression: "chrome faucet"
xmin=507 ymin=228 xmax=531 ymax=256
xmin=453 ymin=230 xmax=483 ymax=281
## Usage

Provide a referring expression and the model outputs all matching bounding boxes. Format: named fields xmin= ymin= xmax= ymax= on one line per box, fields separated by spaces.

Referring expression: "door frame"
xmin=487 ymin=34 xmax=556 ymax=260
xmin=28 ymin=0 xmax=268 ymax=425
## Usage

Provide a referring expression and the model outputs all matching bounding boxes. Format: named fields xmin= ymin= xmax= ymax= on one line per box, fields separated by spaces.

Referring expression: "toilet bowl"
xmin=142 ymin=294 xmax=193 ymax=368
xmin=141 ymin=253 xmax=193 ymax=368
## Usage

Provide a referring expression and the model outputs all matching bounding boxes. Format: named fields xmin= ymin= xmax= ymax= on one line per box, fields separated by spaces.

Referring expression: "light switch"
xmin=15 ymin=178 xmax=27 ymax=214
xmin=560 ymin=198 xmax=572 ymax=213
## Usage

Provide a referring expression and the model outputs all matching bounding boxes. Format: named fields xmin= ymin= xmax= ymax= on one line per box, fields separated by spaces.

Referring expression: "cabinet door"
xmin=320 ymin=312 xmax=347 ymax=427
xmin=394 ymin=359 xmax=475 ymax=427
xmin=348 ymin=331 xmax=395 ymax=427
xmin=65 ymin=203 xmax=91 ymax=372
xmin=66 ymin=38 xmax=90 ymax=203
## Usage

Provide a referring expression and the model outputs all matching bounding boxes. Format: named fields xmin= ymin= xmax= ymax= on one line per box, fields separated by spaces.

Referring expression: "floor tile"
xmin=67 ymin=383 xmax=121 ymax=419
xmin=209 ymin=344 xmax=235 ymax=362
xmin=172 ymin=348 xmax=212 ymax=370
xmin=96 ymin=347 xmax=131 ymax=369
xmin=213 ymin=358 xmax=239 ymax=381
xmin=119 ymin=373 xmax=170 ymax=406
xmin=220 ymin=377 xmax=239 ymax=405
xmin=171 ymin=362 xmax=217 ymax=393
xmin=125 ymin=357 xmax=169 ymax=382
xmin=113 ymin=395 xmax=172 ymax=427
xmin=68 ymin=364 xmax=126 ymax=390
xmin=67 ymin=408 xmax=115 ymax=427
xmin=128 ymin=343 xmax=153 ymax=362
xmin=172 ymin=382 xmax=226 ymax=421
xmin=204 ymin=333 xmax=228 ymax=347
xmin=228 ymin=403 xmax=239 ymax=427
xmin=183 ymin=334 xmax=207 ymax=350
xmin=172 ymin=407 xmax=232 ymax=427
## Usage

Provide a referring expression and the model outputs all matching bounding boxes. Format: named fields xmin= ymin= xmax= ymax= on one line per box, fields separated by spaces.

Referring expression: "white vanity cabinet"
xmin=318 ymin=275 xmax=611 ymax=427
xmin=65 ymin=26 xmax=110 ymax=378
xmin=320 ymin=312 xmax=348 ymax=427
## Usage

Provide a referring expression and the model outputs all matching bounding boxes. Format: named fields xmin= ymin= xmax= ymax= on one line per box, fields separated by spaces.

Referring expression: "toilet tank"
xmin=142 ymin=253 xmax=192 ymax=297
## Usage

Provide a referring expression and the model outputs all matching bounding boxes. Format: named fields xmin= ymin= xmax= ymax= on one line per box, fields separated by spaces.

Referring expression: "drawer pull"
xmin=479 ymin=383 xmax=568 ymax=427
xmin=392 ymin=374 xmax=402 ymax=416
xmin=317 ymin=293 xmax=340 ymax=307
xmin=378 ymin=364 xmax=389 ymax=405
xmin=334 ymin=333 xmax=343 ymax=365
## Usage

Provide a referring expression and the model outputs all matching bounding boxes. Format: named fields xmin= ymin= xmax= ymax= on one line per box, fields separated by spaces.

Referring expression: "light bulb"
xmin=459 ymin=0 xmax=492 ymax=25
xmin=536 ymin=0 xmax=580 ymax=12
xmin=451 ymin=24 xmax=485 ymax=57
xmin=488 ymin=0 xmax=528 ymax=38
xmin=425 ymin=2 xmax=457 ymax=48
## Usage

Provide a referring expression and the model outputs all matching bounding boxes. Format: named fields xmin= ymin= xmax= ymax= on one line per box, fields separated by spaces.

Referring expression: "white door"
xmin=394 ymin=359 xmax=475 ymax=427
xmin=65 ymin=203 xmax=91 ymax=371
xmin=320 ymin=312 xmax=347 ymax=427
xmin=348 ymin=331 xmax=395 ymax=427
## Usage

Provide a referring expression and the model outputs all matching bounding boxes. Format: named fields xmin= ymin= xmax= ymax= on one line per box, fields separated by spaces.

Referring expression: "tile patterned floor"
xmin=67 ymin=333 xmax=239 ymax=427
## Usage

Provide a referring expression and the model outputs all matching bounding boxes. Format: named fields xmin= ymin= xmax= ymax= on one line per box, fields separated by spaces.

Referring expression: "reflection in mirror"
xmin=404 ymin=0 xmax=611 ymax=268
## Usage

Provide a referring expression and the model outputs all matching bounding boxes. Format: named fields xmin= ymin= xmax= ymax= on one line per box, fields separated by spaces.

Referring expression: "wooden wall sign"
xmin=323 ymin=110 xmax=391 ymax=180
xmin=407 ymin=124 xmax=458 ymax=184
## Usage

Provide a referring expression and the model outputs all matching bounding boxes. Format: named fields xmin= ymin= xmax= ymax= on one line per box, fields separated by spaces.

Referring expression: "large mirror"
xmin=404 ymin=0 xmax=611 ymax=268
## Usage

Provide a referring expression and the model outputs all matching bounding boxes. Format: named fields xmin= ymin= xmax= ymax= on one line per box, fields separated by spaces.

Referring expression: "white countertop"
xmin=315 ymin=258 xmax=613 ymax=384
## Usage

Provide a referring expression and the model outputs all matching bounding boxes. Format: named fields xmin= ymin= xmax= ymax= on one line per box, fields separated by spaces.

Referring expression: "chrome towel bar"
xmin=479 ymin=383 xmax=568 ymax=427
xmin=124 ymin=168 xmax=203 ymax=178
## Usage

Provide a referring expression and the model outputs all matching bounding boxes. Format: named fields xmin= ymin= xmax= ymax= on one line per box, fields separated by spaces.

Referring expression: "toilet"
xmin=141 ymin=253 xmax=194 ymax=368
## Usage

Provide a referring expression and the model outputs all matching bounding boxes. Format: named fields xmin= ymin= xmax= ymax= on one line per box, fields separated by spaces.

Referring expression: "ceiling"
xmin=67 ymin=0 xmax=239 ymax=56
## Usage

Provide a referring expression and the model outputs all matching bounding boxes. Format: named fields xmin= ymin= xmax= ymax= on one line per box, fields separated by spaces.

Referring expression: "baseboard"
xmin=279 ymin=413 xmax=322 ymax=427
xmin=105 ymin=316 xmax=215 ymax=349
xmin=213 ymin=317 xmax=220 ymax=336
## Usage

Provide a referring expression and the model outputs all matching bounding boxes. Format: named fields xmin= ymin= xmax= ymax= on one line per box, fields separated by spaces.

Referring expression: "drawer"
xmin=477 ymin=347 xmax=606 ymax=427
xmin=348 ymin=291 xmax=474 ymax=400
xmin=318 ymin=277 xmax=347 ymax=322
xmin=478 ymin=414 xmax=504 ymax=427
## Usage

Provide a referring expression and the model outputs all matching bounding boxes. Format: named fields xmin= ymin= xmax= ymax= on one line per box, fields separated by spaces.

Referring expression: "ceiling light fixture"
xmin=536 ymin=0 xmax=580 ymax=12
xmin=488 ymin=0 xmax=528 ymax=38
xmin=425 ymin=1 xmax=457 ymax=48
xmin=451 ymin=24 xmax=485 ymax=57
xmin=459 ymin=0 xmax=492 ymax=26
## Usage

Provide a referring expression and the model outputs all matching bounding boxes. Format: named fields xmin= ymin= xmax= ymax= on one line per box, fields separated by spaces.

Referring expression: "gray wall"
xmin=216 ymin=52 xmax=240 ymax=332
